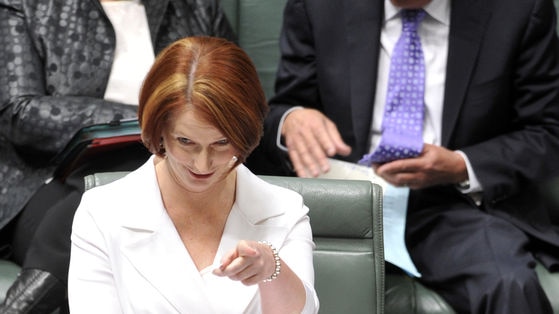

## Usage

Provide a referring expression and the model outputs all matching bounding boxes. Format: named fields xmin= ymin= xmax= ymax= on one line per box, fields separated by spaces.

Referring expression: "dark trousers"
xmin=407 ymin=192 xmax=555 ymax=314
xmin=7 ymin=143 xmax=151 ymax=283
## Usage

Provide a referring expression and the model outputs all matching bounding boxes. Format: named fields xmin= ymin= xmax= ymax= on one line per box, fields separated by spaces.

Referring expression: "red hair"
xmin=138 ymin=36 xmax=268 ymax=164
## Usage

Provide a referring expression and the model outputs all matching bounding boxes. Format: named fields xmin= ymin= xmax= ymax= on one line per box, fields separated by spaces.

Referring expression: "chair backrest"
xmin=84 ymin=172 xmax=385 ymax=314
xmin=220 ymin=0 xmax=288 ymax=100
xmin=259 ymin=176 xmax=385 ymax=314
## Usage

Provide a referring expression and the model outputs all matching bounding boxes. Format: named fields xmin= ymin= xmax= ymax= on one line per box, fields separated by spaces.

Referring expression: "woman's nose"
xmin=192 ymin=150 xmax=212 ymax=172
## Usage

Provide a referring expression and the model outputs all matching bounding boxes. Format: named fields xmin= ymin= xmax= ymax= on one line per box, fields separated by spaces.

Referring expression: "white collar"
xmin=119 ymin=157 xmax=289 ymax=231
xmin=384 ymin=0 xmax=451 ymax=26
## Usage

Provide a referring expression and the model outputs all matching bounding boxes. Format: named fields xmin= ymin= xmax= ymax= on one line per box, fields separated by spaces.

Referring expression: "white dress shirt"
xmin=371 ymin=0 xmax=481 ymax=193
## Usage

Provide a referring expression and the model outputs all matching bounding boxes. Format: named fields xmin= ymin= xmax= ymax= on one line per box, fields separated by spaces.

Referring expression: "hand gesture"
xmin=282 ymin=108 xmax=351 ymax=177
xmin=213 ymin=240 xmax=279 ymax=286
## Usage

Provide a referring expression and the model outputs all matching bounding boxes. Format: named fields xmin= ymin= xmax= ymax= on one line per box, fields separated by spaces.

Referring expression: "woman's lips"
xmin=189 ymin=170 xmax=214 ymax=179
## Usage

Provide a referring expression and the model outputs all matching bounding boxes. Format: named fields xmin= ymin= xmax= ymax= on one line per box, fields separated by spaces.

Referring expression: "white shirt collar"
xmin=384 ymin=0 xmax=450 ymax=26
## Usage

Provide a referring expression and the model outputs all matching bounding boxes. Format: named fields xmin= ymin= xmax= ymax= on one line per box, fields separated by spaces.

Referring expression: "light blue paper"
xmin=317 ymin=158 xmax=421 ymax=277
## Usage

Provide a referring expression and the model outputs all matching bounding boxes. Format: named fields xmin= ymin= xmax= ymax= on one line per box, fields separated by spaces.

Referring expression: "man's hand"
xmin=282 ymin=108 xmax=351 ymax=177
xmin=373 ymin=143 xmax=468 ymax=189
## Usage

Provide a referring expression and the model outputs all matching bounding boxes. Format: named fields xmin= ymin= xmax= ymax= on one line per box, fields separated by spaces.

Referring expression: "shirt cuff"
xmin=454 ymin=150 xmax=482 ymax=193
xmin=276 ymin=106 xmax=304 ymax=152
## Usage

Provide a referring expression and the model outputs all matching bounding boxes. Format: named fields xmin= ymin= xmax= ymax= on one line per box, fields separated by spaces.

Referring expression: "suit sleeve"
xmin=462 ymin=0 xmax=559 ymax=205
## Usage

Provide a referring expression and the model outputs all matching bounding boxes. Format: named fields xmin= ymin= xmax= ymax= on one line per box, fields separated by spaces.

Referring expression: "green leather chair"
xmin=0 ymin=260 xmax=20 ymax=304
xmin=84 ymin=172 xmax=385 ymax=314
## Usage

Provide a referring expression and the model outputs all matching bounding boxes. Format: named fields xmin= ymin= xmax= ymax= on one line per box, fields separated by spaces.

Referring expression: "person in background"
xmin=247 ymin=0 xmax=559 ymax=313
xmin=68 ymin=36 xmax=319 ymax=314
xmin=0 ymin=0 xmax=235 ymax=312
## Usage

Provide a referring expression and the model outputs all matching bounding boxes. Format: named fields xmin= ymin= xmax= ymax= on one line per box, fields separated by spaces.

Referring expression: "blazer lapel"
xmin=120 ymin=219 xmax=214 ymax=313
xmin=441 ymin=0 xmax=491 ymax=146
xmin=344 ymin=0 xmax=384 ymax=154
xmin=118 ymin=168 xmax=215 ymax=313
xmin=231 ymin=165 xmax=291 ymax=245
xmin=234 ymin=165 xmax=286 ymax=225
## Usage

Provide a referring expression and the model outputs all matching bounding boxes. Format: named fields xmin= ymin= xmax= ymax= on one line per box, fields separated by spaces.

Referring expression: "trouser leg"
xmin=2 ymin=183 xmax=79 ymax=314
xmin=23 ymin=189 xmax=82 ymax=283
xmin=407 ymin=205 xmax=553 ymax=314
xmin=10 ymin=180 xmax=75 ymax=265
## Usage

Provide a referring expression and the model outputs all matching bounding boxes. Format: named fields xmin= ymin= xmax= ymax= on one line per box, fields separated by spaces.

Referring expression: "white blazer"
xmin=68 ymin=156 xmax=319 ymax=314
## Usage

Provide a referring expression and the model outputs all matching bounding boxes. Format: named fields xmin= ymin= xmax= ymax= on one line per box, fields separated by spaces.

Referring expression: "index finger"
xmin=321 ymin=119 xmax=351 ymax=157
xmin=217 ymin=249 xmax=239 ymax=270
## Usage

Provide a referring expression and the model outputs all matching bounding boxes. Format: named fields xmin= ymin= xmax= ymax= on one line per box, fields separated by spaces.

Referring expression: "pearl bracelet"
xmin=259 ymin=241 xmax=281 ymax=282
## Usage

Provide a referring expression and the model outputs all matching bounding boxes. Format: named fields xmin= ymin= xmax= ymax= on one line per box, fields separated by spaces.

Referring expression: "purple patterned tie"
xmin=359 ymin=9 xmax=426 ymax=166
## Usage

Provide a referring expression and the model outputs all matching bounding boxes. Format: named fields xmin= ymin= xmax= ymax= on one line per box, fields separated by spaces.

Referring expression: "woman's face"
xmin=162 ymin=109 xmax=238 ymax=193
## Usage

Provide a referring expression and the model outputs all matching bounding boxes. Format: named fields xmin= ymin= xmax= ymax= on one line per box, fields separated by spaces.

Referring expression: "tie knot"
xmin=401 ymin=9 xmax=425 ymax=31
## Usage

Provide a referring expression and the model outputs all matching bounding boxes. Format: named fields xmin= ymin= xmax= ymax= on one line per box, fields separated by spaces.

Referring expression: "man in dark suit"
xmin=247 ymin=0 xmax=559 ymax=312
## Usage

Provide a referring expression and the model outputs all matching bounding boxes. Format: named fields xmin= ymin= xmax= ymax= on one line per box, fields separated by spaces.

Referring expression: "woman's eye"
xmin=215 ymin=139 xmax=230 ymax=146
xmin=177 ymin=137 xmax=192 ymax=145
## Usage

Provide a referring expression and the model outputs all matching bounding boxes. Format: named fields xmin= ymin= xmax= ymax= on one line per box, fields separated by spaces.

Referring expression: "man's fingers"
xmin=287 ymin=146 xmax=306 ymax=177
xmin=324 ymin=119 xmax=351 ymax=156
xmin=286 ymin=134 xmax=324 ymax=177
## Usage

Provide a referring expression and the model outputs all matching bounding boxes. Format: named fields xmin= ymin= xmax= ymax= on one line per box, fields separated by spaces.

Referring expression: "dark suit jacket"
xmin=0 ymin=0 xmax=235 ymax=229
xmin=251 ymin=0 xmax=559 ymax=268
